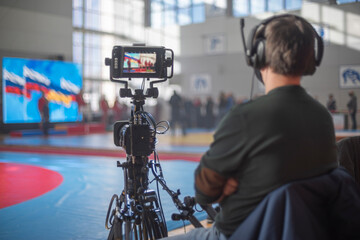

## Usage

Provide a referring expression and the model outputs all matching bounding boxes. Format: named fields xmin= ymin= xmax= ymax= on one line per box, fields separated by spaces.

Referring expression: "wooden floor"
xmin=168 ymin=220 xmax=213 ymax=237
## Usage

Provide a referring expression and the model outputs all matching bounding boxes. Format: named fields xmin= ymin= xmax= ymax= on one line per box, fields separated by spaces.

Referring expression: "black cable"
xmin=249 ymin=57 xmax=257 ymax=101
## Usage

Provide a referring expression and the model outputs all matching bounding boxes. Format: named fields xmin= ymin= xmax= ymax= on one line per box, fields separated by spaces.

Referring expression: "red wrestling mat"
xmin=0 ymin=162 xmax=63 ymax=209
xmin=0 ymin=145 xmax=202 ymax=162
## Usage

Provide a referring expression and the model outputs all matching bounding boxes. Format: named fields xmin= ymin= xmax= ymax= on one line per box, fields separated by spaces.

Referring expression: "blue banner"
xmin=2 ymin=57 xmax=83 ymax=123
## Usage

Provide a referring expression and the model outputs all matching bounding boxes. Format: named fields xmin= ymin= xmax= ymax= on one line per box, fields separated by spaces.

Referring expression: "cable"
xmin=249 ymin=55 xmax=258 ymax=101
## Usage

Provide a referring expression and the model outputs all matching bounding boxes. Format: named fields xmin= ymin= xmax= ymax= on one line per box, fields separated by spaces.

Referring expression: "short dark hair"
xmin=263 ymin=15 xmax=316 ymax=76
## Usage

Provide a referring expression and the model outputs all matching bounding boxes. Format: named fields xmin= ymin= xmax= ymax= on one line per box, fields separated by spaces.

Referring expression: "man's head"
xmin=264 ymin=15 xmax=316 ymax=76
xmin=249 ymin=14 xmax=323 ymax=78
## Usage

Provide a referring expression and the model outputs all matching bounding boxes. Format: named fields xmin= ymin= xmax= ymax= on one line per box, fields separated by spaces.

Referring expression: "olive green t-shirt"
xmin=195 ymin=85 xmax=338 ymax=236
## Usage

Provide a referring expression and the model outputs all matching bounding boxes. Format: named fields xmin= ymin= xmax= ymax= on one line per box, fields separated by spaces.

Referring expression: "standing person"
xmin=193 ymin=98 xmax=202 ymax=128
xmin=99 ymin=95 xmax=109 ymax=128
xmin=169 ymin=90 xmax=186 ymax=135
xmin=38 ymin=91 xmax=50 ymax=136
xmin=205 ymin=96 xmax=215 ymax=129
xmin=112 ymin=97 xmax=123 ymax=122
xmin=326 ymin=93 xmax=337 ymax=113
xmin=162 ymin=14 xmax=339 ymax=239
xmin=216 ymin=91 xmax=227 ymax=125
xmin=225 ymin=92 xmax=235 ymax=112
xmin=347 ymin=90 xmax=358 ymax=130
xmin=76 ymin=89 xmax=86 ymax=121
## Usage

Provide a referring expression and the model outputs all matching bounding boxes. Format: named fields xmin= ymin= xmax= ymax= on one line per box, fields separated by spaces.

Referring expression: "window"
xmin=150 ymin=0 xmax=206 ymax=27
xmin=233 ymin=0 xmax=302 ymax=17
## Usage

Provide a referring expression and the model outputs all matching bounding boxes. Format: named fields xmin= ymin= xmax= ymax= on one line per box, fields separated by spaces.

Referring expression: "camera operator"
xmin=162 ymin=14 xmax=338 ymax=239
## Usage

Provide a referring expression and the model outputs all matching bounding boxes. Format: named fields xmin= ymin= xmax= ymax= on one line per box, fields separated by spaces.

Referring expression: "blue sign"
xmin=339 ymin=66 xmax=360 ymax=88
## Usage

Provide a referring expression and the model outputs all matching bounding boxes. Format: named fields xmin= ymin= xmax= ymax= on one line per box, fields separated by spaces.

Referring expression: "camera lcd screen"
xmin=123 ymin=52 xmax=157 ymax=74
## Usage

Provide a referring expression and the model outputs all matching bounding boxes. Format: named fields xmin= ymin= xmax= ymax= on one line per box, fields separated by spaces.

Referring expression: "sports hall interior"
xmin=0 ymin=0 xmax=360 ymax=239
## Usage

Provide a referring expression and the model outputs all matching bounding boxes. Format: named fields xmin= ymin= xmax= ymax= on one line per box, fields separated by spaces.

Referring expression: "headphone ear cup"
xmin=247 ymin=27 xmax=258 ymax=67
xmin=314 ymin=34 xmax=324 ymax=66
xmin=253 ymin=38 xmax=266 ymax=69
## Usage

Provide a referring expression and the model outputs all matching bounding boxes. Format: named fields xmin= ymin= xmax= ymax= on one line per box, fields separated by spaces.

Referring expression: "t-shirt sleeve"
xmin=195 ymin=109 xmax=247 ymax=204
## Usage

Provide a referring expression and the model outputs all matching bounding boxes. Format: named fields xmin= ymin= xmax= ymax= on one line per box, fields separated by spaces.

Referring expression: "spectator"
xmin=326 ymin=93 xmax=337 ymax=113
xmin=76 ymin=89 xmax=86 ymax=121
xmin=205 ymin=96 xmax=215 ymax=129
xmin=99 ymin=95 xmax=109 ymax=128
xmin=216 ymin=91 xmax=227 ymax=125
xmin=347 ymin=91 xmax=358 ymax=130
xmin=112 ymin=97 xmax=123 ymax=122
xmin=169 ymin=91 xmax=186 ymax=135
xmin=38 ymin=91 xmax=50 ymax=136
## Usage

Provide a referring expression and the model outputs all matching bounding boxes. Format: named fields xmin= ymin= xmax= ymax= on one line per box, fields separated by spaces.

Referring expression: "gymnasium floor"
xmin=1 ymin=128 xmax=359 ymax=240
xmin=0 ymin=130 xmax=212 ymax=240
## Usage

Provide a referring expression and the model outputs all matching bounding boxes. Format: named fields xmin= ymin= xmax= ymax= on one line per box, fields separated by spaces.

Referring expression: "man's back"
xmin=199 ymin=85 xmax=338 ymax=236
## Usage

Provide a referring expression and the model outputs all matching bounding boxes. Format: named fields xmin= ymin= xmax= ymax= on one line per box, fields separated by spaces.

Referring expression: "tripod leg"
xmin=107 ymin=216 xmax=123 ymax=240
xmin=124 ymin=220 xmax=132 ymax=240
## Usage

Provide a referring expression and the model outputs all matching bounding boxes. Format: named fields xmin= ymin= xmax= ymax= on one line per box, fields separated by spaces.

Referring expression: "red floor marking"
xmin=0 ymin=162 xmax=63 ymax=209
xmin=0 ymin=145 xmax=202 ymax=162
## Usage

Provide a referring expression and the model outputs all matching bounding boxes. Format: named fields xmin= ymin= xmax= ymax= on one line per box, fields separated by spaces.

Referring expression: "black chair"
xmin=228 ymin=167 xmax=360 ymax=240
xmin=337 ymin=136 xmax=360 ymax=187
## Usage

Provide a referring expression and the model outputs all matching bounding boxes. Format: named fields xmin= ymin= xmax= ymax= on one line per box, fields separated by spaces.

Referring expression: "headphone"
xmin=240 ymin=14 xmax=324 ymax=82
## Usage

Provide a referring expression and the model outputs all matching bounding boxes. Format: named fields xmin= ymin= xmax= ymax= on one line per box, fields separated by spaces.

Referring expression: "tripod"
xmin=105 ymin=84 xmax=217 ymax=240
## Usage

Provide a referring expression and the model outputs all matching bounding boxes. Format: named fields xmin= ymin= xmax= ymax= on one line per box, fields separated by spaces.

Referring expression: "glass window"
xmin=211 ymin=0 xmax=227 ymax=9
xmin=73 ymin=8 xmax=83 ymax=27
xmin=85 ymin=0 xmax=100 ymax=11
xmin=73 ymin=0 xmax=83 ymax=8
xmin=151 ymin=11 xmax=163 ymax=28
xmin=193 ymin=4 xmax=205 ymax=23
xmin=337 ymin=0 xmax=357 ymax=3
xmin=285 ymin=0 xmax=302 ymax=10
xmin=164 ymin=0 xmax=176 ymax=6
xmin=233 ymin=0 xmax=249 ymax=17
xmin=73 ymin=32 xmax=83 ymax=64
xmin=164 ymin=9 xmax=176 ymax=26
xmin=179 ymin=8 xmax=192 ymax=25
xmin=151 ymin=1 xmax=163 ymax=12
xmin=268 ymin=0 xmax=283 ymax=12
xmin=251 ymin=0 xmax=266 ymax=14
xmin=178 ymin=0 xmax=191 ymax=8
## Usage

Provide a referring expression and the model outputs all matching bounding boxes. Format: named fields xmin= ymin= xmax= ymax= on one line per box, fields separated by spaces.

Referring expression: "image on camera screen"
xmin=123 ymin=52 xmax=157 ymax=74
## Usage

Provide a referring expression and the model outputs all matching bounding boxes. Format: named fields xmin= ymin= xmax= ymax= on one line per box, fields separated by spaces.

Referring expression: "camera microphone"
xmin=240 ymin=18 xmax=250 ymax=66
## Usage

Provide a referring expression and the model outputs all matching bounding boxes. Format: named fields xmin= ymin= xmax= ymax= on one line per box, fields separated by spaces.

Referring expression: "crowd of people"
xmin=168 ymin=90 xmax=251 ymax=135
xmin=73 ymin=88 xmax=358 ymax=133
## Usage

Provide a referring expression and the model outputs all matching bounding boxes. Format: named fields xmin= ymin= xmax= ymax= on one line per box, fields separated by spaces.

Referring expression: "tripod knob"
xmin=105 ymin=57 xmax=111 ymax=66
xmin=146 ymin=88 xmax=159 ymax=98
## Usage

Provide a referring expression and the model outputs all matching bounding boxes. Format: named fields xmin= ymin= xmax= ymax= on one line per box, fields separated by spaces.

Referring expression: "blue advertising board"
xmin=2 ymin=57 xmax=83 ymax=123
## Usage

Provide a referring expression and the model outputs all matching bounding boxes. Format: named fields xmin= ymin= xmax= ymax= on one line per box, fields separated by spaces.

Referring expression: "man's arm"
xmin=195 ymin=164 xmax=238 ymax=204
xmin=194 ymin=108 xmax=246 ymax=205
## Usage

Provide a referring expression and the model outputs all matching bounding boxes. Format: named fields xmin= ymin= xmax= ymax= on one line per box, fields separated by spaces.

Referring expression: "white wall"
xmin=0 ymin=0 xmax=72 ymax=126
xmin=177 ymin=3 xmax=360 ymax=115
xmin=0 ymin=0 xmax=73 ymax=60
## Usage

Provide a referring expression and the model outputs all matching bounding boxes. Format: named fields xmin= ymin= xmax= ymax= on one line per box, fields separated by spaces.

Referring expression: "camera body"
xmin=114 ymin=114 xmax=156 ymax=157
xmin=106 ymin=45 xmax=174 ymax=79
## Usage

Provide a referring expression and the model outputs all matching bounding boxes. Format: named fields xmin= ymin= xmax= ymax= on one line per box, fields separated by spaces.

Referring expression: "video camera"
xmin=104 ymin=44 xmax=217 ymax=240
xmin=105 ymin=44 xmax=174 ymax=157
